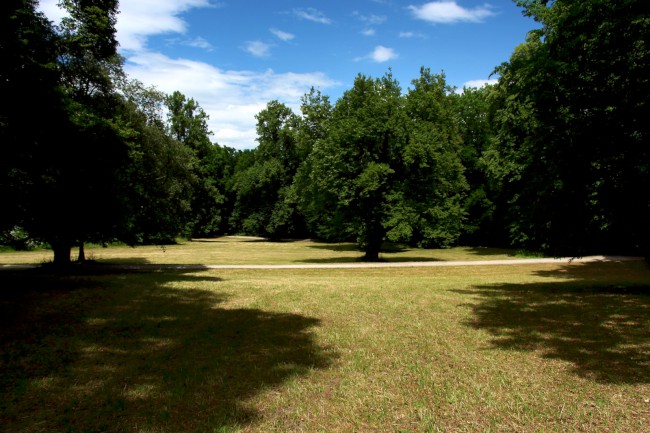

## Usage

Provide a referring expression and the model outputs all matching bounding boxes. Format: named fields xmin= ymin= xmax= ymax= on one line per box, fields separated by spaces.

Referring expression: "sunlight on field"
xmin=0 ymin=236 xmax=527 ymax=266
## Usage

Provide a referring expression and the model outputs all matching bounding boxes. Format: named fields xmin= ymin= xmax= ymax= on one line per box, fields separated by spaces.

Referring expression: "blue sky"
xmin=39 ymin=0 xmax=538 ymax=150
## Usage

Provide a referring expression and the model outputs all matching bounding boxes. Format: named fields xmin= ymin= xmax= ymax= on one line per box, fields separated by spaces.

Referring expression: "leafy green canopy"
xmin=303 ymin=70 xmax=467 ymax=260
xmin=1 ymin=1 xmax=209 ymax=264
xmin=486 ymin=0 xmax=650 ymax=256
xmin=231 ymin=101 xmax=306 ymax=239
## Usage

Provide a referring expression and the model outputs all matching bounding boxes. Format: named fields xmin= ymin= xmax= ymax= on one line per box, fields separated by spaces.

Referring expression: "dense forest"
xmin=2 ymin=0 xmax=648 ymax=264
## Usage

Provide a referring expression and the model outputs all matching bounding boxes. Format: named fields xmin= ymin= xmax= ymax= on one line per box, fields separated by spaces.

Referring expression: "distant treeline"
xmin=2 ymin=0 xmax=648 ymax=263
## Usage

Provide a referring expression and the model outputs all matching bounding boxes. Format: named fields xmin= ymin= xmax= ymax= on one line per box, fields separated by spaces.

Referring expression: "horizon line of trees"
xmin=2 ymin=0 xmax=648 ymax=264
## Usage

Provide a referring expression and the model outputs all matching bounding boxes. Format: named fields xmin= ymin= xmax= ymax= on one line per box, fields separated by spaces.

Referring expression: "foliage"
xmin=166 ymin=91 xmax=224 ymax=238
xmin=1 ymin=0 xmax=201 ymax=263
xmin=453 ymin=84 xmax=508 ymax=246
xmin=3 ymin=0 xmax=647 ymax=260
xmin=231 ymin=101 xmax=306 ymax=239
xmin=304 ymin=70 xmax=467 ymax=259
xmin=487 ymin=0 xmax=650 ymax=256
xmin=117 ymin=81 xmax=196 ymax=244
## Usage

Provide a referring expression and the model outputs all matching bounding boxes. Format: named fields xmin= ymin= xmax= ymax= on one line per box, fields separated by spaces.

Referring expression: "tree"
xmin=2 ymin=0 xmax=201 ymax=265
xmin=1 ymin=0 xmax=66 ymax=245
xmin=396 ymin=69 xmax=468 ymax=248
xmin=0 ymin=0 xmax=133 ymax=266
xmin=231 ymin=101 xmax=305 ymax=239
xmin=116 ymin=80 xmax=196 ymax=244
xmin=305 ymin=70 xmax=467 ymax=260
xmin=453 ymin=84 xmax=507 ymax=246
xmin=305 ymin=73 xmax=405 ymax=259
xmin=166 ymin=91 xmax=224 ymax=238
xmin=486 ymin=0 xmax=650 ymax=255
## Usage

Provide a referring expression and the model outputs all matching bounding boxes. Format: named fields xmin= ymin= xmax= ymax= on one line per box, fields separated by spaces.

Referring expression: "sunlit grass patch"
xmin=0 ymin=236 xmax=530 ymax=265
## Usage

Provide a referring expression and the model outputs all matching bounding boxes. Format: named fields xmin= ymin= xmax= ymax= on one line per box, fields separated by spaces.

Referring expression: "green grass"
xmin=1 ymin=242 xmax=649 ymax=432
xmin=0 ymin=236 xmax=532 ymax=266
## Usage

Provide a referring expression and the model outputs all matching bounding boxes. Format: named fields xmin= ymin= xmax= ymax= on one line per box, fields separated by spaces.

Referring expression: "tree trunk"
xmin=364 ymin=245 xmax=380 ymax=261
xmin=77 ymin=242 xmax=85 ymax=263
xmin=362 ymin=219 xmax=383 ymax=262
xmin=52 ymin=241 xmax=72 ymax=267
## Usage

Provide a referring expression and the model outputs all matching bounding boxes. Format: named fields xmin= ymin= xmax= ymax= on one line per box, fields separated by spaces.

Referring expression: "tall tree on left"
xmin=2 ymin=0 xmax=130 ymax=266
xmin=1 ymin=0 xmax=65 ymax=249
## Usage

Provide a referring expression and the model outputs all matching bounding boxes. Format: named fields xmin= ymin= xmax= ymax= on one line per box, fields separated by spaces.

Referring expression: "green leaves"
xmin=488 ymin=0 xmax=650 ymax=256
xmin=301 ymin=70 xmax=467 ymax=257
xmin=355 ymin=163 xmax=394 ymax=199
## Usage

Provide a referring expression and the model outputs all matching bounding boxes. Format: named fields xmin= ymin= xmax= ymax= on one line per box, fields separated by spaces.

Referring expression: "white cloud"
xmin=399 ymin=31 xmax=426 ymax=38
xmin=362 ymin=28 xmax=377 ymax=36
xmin=353 ymin=12 xmax=387 ymax=25
xmin=454 ymin=78 xmax=498 ymax=94
xmin=409 ymin=1 xmax=495 ymax=24
xmin=463 ymin=79 xmax=498 ymax=88
xmin=38 ymin=0 xmax=216 ymax=51
xmin=184 ymin=36 xmax=213 ymax=50
xmin=356 ymin=46 xmax=398 ymax=63
xmin=270 ymin=28 xmax=295 ymax=42
xmin=125 ymin=52 xmax=339 ymax=149
xmin=293 ymin=8 xmax=332 ymax=25
xmin=243 ymin=41 xmax=272 ymax=57
xmin=38 ymin=0 xmax=339 ymax=150
xmin=370 ymin=46 xmax=398 ymax=63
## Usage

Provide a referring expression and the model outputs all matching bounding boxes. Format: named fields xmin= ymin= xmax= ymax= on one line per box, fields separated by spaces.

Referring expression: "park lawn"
xmin=1 ymin=257 xmax=649 ymax=432
xmin=0 ymin=236 xmax=528 ymax=266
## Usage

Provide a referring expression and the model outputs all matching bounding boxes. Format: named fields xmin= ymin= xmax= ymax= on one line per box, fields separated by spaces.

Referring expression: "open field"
xmin=0 ymin=236 xmax=534 ymax=266
xmin=1 ymin=241 xmax=649 ymax=432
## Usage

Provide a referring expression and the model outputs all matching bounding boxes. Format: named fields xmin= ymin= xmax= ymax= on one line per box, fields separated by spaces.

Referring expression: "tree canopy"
xmin=486 ymin=0 xmax=650 ymax=256
xmin=303 ymin=70 xmax=467 ymax=259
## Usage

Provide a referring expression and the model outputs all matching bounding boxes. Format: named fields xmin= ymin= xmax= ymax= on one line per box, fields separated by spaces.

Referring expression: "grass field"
xmin=1 ymin=239 xmax=649 ymax=432
xmin=0 ymin=236 xmax=534 ymax=266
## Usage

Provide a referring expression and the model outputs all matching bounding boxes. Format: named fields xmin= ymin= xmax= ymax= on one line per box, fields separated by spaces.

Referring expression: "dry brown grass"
xmin=1 ymin=249 xmax=648 ymax=432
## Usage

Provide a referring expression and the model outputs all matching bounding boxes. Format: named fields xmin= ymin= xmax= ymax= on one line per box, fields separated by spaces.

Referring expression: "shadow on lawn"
xmin=458 ymin=261 xmax=650 ymax=384
xmin=297 ymin=256 xmax=442 ymax=264
xmin=0 ymin=266 xmax=335 ymax=432
xmin=462 ymin=246 xmax=519 ymax=257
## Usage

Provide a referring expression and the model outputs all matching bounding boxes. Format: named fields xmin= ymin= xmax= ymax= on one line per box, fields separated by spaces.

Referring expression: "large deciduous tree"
xmin=1 ymin=0 xmax=65 ymax=246
xmin=1 ymin=0 xmax=130 ymax=265
xmin=305 ymin=70 xmax=467 ymax=260
xmin=2 ymin=0 xmax=200 ymax=265
xmin=305 ymin=73 xmax=405 ymax=259
xmin=486 ymin=0 xmax=649 ymax=256
xmin=395 ymin=69 xmax=468 ymax=248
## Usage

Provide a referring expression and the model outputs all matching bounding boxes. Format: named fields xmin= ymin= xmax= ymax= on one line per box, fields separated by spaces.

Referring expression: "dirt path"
xmin=164 ymin=255 xmax=643 ymax=270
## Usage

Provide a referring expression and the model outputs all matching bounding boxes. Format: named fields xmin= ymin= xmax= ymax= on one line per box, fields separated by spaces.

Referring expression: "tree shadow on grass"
xmin=461 ymin=246 xmax=520 ymax=257
xmin=0 ymin=267 xmax=335 ymax=432
xmin=307 ymin=243 xmax=361 ymax=252
xmin=297 ymin=256 xmax=442 ymax=264
xmin=457 ymin=262 xmax=650 ymax=384
xmin=307 ymin=242 xmax=412 ymax=254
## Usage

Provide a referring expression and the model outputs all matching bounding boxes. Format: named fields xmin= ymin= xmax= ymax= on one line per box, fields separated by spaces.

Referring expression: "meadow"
xmin=1 ymin=238 xmax=648 ymax=432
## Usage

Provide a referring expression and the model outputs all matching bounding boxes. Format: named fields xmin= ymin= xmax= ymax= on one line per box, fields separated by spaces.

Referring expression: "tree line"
xmin=2 ymin=0 xmax=648 ymax=264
